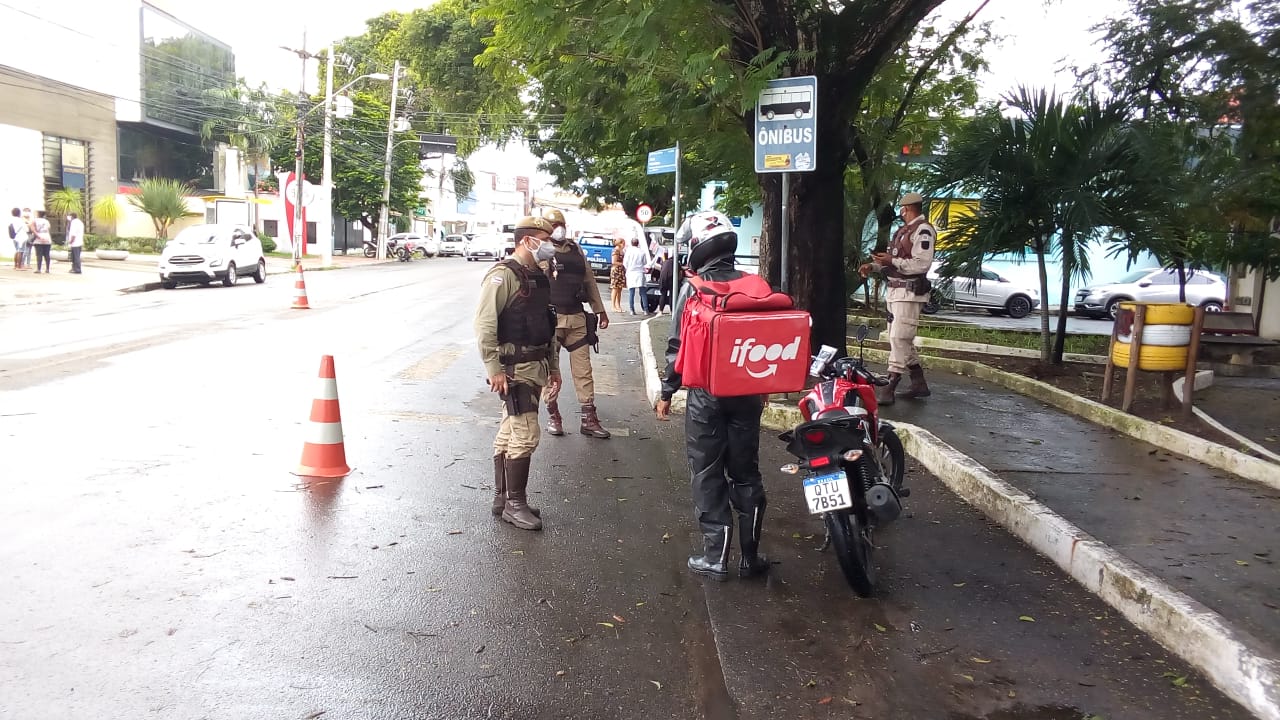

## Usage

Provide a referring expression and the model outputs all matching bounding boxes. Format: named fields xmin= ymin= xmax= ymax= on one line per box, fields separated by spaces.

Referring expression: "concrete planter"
xmin=51 ymin=249 xmax=69 ymax=262
xmin=95 ymin=249 xmax=130 ymax=261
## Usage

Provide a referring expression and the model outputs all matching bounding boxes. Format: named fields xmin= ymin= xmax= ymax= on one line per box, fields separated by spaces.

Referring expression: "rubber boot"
xmin=501 ymin=456 xmax=543 ymax=531
xmin=877 ymin=372 xmax=902 ymax=406
xmin=899 ymin=364 xmax=931 ymax=399
xmin=738 ymin=501 xmax=770 ymax=578
xmin=579 ymin=402 xmax=611 ymax=439
xmin=491 ymin=454 xmax=539 ymax=518
xmin=687 ymin=526 xmax=732 ymax=581
xmin=545 ymin=400 xmax=565 ymax=437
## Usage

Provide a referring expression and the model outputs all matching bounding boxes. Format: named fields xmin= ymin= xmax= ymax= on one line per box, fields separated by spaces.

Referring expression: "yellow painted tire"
xmin=1118 ymin=302 xmax=1194 ymax=326
xmin=1110 ymin=340 xmax=1190 ymax=372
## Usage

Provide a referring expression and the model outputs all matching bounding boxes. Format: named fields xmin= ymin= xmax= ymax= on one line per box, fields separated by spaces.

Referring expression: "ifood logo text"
xmin=728 ymin=337 xmax=803 ymax=378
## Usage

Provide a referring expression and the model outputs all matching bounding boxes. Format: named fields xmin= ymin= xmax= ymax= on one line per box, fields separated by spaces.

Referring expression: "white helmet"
xmin=676 ymin=210 xmax=734 ymax=248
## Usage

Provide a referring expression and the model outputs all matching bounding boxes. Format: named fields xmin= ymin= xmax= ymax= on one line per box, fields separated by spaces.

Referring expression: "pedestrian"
xmin=656 ymin=210 xmax=769 ymax=581
xmin=860 ymin=191 xmax=936 ymax=404
xmin=8 ymin=208 xmax=26 ymax=270
xmin=66 ymin=212 xmax=85 ymax=274
xmin=31 ymin=210 xmax=52 ymax=274
xmin=623 ymin=236 xmax=648 ymax=315
xmin=539 ymin=208 xmax=612 ymax=440
xmin=19 ymin=208 xmax=34 ymax=270
xmin=609 ymin=238 xmax=625 ymax=312
xmin=657 ymin=250 xmax=675 ymax=314
xmin=474 ymin=215 xmax=563 ymax=531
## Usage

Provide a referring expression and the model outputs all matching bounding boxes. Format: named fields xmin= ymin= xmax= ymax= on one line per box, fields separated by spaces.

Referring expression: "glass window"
xmin=140 ymin=5 xmax=235 ymax=133
xmin=980 ymin=270 xmax=999 ymax=281
xmin=263 ymin=220 xmax=278 ymax=237
xmin=1148 ymin=270 xmax=1180 ymax=285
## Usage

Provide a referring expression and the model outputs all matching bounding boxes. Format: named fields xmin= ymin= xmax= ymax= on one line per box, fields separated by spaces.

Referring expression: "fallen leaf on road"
xmin=617 ymin=498 xmax=628 ymax=502
xmin=446 ymin=530 xmax=463 ymax=535
xmin=635 ymin=602 xmax=646 ymax=607
xmin=873 ymin=623 xmax=887 ymax=633
xmin=959 ymin=674 xmax=974 ymax=682
xmin=1236 ymin=560 xmax=1249 ymax=566
xmin=556 ymin=670 xmax=566 ymax=678
xmin=281 ymin=577 xmax=296 ymax=582
xmin=426 ymin=587 xmax=441 ymax=592
xmin=1161 ymin=672 xmax=1189 ymax=687
xmin=475 ymin=645 xmax=485 ymax=654
xmin=818 ymin=697 xmax=833 ymax=705
xmin=952 ymin=582 xmax=965 ymax=588
xmin=1018 ymin=615 xmax=1035 ymax=623
xmin=303 ymin=712 xmax=327 ymax=719
xmin=661 ymin=533 xmax=671 ymax=543
xmin=805 ymin=680 xmax=817 ymax=688
xmin=792 ymin=533 xmax=802 ymax=539
xmin=597 ymin=622 xmax=615 ymax=628
xmin=650 ymin=680 xmax=662 ymax=690
xmin=511 ymin=550 xmax=525 ymax=555
xmin=612 ymin=615 xmax=626 ymax=623
xmin=971 ymin=658 xmax=991 ymax=664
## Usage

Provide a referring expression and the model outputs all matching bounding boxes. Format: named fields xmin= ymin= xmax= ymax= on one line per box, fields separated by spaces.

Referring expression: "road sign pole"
xmin=780 ymin=172 xmax=790 ymax=293
xmin=672 ymin=141 xmax=681 ymax=304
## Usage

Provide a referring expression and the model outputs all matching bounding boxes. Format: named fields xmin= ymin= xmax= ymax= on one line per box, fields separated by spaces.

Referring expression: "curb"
xmin=898 ymin=422 xmax=1280 ymax=720
xmin=639 ymin=317 xmax=686 ymax=413
xmin=1173 ymin=373 xmax=1280 ymax=465
xmin=636 ymin=333 xmax=1280 ymax=718
xmin=860 ymin=346 xmax=1280 ymax=491
xmin=913 ymin=335 xmax=1107 ymax=364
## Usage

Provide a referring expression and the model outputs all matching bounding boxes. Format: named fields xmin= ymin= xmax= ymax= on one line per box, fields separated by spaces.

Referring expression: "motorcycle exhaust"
xmin=865 ymin=482 xmax=901 ymax=522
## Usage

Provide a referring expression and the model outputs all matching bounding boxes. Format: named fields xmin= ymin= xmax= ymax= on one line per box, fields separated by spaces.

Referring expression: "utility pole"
xmin=377 ymin=59 xmax=401 ymax=261
xmin=282 ymin=34 xmax=318 ymax=265
xmin=321 ymin=43 xmax=335 ymax=267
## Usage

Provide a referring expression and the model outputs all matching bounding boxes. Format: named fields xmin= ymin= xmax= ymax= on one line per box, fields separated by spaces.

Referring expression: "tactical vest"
xmin=549 ymin=243 xmax=587 ymax=313
xmin=891 ymin=218 xmax=921 ymax=261
xmin=496 ymin=258 xmax=555 ymax=353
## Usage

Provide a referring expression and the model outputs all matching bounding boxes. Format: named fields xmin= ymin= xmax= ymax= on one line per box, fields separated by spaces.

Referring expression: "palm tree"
xmin=199 ymin=80 xmax=280 ymax=194
xmin=128 ymin=178 xmax=199 ymax=240
xmin=931 ymin=88 xmax=1148 ymax=363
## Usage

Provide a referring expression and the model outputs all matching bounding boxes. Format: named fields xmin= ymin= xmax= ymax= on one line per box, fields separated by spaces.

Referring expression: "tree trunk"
xmin=1035 ymin=238 xmax=1051 ymax=363
xmin=759 ymin=159 xmax=848 ymax=351
xmin=1052 ymin=252 xmax=1072 ymax=365
xmin=1176 ymin=259 xmax=1187 ymax=303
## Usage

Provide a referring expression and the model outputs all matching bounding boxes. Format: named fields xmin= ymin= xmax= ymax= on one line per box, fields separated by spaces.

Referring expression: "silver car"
xmin=923 ymin=264 xmax=1041 ymax=319
xmin=1074 ymin=268 xmax=1225 ymax=320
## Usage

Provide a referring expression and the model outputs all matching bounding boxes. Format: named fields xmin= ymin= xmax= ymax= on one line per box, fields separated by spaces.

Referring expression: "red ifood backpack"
xmin=674 ymin=273 xmax=811 ymax=397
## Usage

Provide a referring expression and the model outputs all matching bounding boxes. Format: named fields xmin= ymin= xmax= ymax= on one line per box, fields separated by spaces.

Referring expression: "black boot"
xmin=899 ymin=364 xmax=931 ymax=399
xmin=688 ymin=526 xmax=732 ymax=581
xmin=501 ymin=456 xmax=543 ymax=531
xmin=545 ymin=400 xmax=565 ymax=436
xmin=738 ymin=500 xmax=770 ymax=578
xmin=877 ymin=372 xmax=901 ymax=406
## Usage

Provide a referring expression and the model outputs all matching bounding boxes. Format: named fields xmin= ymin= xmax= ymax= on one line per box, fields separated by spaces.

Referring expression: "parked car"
xmin=577 ymin=232 xmax=617 ymax=278
xmin=440 ymin=234 xmax=466 ymax=257
xmin=1074 ymin=268 xmax=1226 ymax=320
xmin=465 ymin=234 xmax=504 ymax=262
xmin=923 ymin=263 xmax=1041 ymax=318
xmin=389 ymin=232 xmax=438 ymax=258
xmin=501 ymin=232 xmax=516 ymax=257
xmin=158 ymin=224 xmax=266 ymax=289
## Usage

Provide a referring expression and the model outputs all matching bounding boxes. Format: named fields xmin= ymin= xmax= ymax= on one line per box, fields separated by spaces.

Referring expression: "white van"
xmin=158 ymin=224 xmax=267 ymax=289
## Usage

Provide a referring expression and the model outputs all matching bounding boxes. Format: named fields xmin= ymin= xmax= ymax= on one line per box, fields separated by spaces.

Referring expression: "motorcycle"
xmin=362 ymin=238 xmax=412 ymax=261
xmin=777 ymin=324 xmax=908 ymax=597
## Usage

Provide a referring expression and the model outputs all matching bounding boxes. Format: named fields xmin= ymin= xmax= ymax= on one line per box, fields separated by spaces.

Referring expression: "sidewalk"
xmin=0 ymin=252 xmax=387 ymax=308
xmin=1197 ymin=376 xmax=1280 ymax=449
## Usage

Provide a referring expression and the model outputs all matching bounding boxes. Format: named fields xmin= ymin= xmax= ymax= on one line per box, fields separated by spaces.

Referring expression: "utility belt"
xmin=555 ymin=305 xmax=585 ymax=316
xmin=499 ymin=344 xmax=552 ymax=365
xmin=888 ymin=274 xmax=931 ymax=295
xmin=562 ymin=312 xmax=600 ymax=353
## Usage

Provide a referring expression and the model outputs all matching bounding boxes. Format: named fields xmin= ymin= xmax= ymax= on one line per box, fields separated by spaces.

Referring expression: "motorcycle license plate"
xmin=802 ymin=471 xmax=853 ymax=514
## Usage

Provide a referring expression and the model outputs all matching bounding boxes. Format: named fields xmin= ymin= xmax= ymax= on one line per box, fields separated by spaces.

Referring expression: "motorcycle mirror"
xmin=855 ymin=324 xmax=869 ymax=342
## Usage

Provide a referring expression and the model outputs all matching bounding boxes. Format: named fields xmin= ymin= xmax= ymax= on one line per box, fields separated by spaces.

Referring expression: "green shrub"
xmin=256 ymin=230 xmax=277 ymax=253
xmin=83 ymin=235 xmax=164 ymax=253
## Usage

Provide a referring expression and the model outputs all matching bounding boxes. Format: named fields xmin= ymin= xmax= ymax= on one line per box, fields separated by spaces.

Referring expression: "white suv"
xmin=158 ymin=224 xmax=267 ymax=289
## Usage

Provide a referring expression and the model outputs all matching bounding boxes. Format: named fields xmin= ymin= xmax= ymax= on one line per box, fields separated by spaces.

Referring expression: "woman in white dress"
xmin=622 ymin=237 xmax=649 ymax=315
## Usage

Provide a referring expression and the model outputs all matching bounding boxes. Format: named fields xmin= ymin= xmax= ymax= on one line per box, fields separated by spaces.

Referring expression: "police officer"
xmin=865 ymin=192 xmax=936 ymax=405
xmin=474 ymin=216 xmax=563 ymax=531
xmin=655 ymin=211 xmax=769 ymax=581
xmin=539 ymin=208 xmax=612 ymax=439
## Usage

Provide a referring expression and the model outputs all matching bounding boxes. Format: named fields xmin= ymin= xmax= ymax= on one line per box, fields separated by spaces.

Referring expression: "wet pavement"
xmin=0 ymin=261 xmax=1257 ymax=718
xmin=881 ymin=372 xmax=1280 ymax=658
xmin=1196 ymin=376 xmax=1280 ymax=448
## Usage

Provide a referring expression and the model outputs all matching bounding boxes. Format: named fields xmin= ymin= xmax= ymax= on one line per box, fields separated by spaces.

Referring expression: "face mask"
xmin=550 ymin=226 xmax=566 ymax=242
xmin=526 ymin=239 xmax=556 ymax=262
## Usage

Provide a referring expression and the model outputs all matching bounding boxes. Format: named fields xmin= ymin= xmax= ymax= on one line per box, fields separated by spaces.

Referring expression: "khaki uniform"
xmin=474 ymin=257 xmax=560 ymax=460
xmin=541 ymin=242 xmax=606 ymax=405
xmin=881 ymin=216 xmax=936 ymax=374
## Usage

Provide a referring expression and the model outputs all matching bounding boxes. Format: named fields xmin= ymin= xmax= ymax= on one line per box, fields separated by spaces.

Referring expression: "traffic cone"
xmin=291 ymin=263 xmax=311 ymax=309
xmin=295 ymin=355 xmax=351 ymax=478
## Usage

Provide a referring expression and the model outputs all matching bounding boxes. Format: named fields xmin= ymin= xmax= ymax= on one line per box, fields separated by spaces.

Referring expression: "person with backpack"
xmin=8 ymin=208 xmax=26 ymax=270
xmin=656 ymin=210 xmax=778 ymax=581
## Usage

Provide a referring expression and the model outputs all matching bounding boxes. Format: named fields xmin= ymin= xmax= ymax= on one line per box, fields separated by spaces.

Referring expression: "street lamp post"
xmin=377 ymin=60 xmax=402 ymax=262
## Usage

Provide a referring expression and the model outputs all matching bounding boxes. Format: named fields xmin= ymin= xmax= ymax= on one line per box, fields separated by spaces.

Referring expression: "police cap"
xmin=541 ymin=208 xmax=566 ymax=226
xmin=898 ymin=192 xmax=925 ymax=206
xmin=515 ymin=216 xmax=553 ymax=233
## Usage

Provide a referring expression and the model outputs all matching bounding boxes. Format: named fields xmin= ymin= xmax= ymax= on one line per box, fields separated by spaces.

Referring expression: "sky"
xmin=190 ymin=0 xmax=1129 ymax=184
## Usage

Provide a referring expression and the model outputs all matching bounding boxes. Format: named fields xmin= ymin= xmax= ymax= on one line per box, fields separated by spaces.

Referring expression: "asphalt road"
xmin=0 ymin=258 xmax=1251 ymax=719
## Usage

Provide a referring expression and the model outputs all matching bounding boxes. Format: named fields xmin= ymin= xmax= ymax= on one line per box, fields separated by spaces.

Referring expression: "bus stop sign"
xmin=754 ymin=76 xmax=817 ymax=173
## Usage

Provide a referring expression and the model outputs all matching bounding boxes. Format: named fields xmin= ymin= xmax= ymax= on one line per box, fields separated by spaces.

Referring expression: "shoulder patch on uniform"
xmin=920 ymin=240 xmax=931 ymax=250
xmin=918 ymin=228 xmax=934 ymax=238
xmin=490 ymin=275 xmax=504 ymax=285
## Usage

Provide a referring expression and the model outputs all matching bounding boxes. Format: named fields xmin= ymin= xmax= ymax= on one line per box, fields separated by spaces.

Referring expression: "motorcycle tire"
xmin=877 ymin=428 xmax=906 ymax=491
xmin=396 ymin=247 xmax=410 ymax=261
xmin=825 ymin=510 xmax=875 ymax=597
xmin=363 ymin=246 xmax=376 ymax=258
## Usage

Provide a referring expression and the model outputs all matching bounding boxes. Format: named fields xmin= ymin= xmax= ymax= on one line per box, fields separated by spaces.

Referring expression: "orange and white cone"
xmin=291 ymin=263 xmax=311 ymax=309
xmin=295 ymin=355 xmax=351 ymax=478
